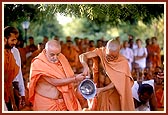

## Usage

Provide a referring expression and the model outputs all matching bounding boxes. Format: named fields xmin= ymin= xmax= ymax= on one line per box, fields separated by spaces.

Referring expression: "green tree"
xmin=37 ymin=4 xmax=164 ymax=25
xmin=4 ymin=4 xmax=164 ymax=26
xmin=4 ymin=3 xmax=164 ymax=45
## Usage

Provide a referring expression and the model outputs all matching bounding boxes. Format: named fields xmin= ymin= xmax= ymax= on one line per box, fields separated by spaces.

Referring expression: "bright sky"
xmin=56 ymin=13 xmax=73 ymax=25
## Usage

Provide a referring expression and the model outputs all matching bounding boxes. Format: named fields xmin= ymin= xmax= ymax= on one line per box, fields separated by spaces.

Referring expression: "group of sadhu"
xmin=4 ymin=26 xmax=164 ymax=111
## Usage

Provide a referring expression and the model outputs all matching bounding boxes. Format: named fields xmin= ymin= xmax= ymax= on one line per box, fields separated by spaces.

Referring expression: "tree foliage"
xmin=29 ymin=18 xmax=63 ymax=40
xmin=37 ymin=4 xmax=164 ymax=25
xmin=4 ymin=4 xmax=164 ymax=26
xmin=4 ymin=3 xmax=164 ymax=46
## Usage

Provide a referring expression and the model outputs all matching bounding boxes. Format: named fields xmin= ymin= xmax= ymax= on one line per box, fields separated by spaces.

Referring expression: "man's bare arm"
xmin=79 ymin=51 xmax=98 ymax=64
xmin=41 ymin=73 xmax=85 ymax=86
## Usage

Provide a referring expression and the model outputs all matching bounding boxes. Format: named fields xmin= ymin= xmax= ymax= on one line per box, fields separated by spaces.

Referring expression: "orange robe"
xmin=61 ymin=44 xmax=79 ymax=68
xmin=92 ymin=57 xmax=99 ymax=86
xmin=88 ymin=46 xmax=96 ymax=76
xmin=147 ymin=44 xmax=161 ymax=68
xmin=30 ymin=49 xmax=41 ymax=59
xmin=156 ymin=87 xmax=164 ymax=108
xmin=89 ymin=47 xmax=96 ymax=52
xmin=26 ymin=50 xmax=41 ymax=68
xmin=75 ymin=45 xmax=83 ymax=72
xmin=29 ymin=50 xmax=82 ymax=111
xmin=75 ymin=89 xmax=88 ymax=109
xmin=4 ymin=49 xmax=19 ymax=103
xmin=93 ymin=47 xmax=135 ymax=111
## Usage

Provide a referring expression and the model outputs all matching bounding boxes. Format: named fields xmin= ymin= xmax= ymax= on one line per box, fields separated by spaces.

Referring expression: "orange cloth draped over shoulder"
xmin=4 ymin=49 xmax=19 ymax=103
xmin=94 ymin=47 xmax=135 ymax=111
xmin=29 ymin=50 xmax=82 ymax=111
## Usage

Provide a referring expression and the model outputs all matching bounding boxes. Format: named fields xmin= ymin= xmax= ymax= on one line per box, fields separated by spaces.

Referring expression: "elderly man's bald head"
xmin=44 ymin=40 xmax=61 ymax=63
xmin=45 ymin=40 xmax=61 ymax=51
xmin=105 ymin=39 xmax=120 ymax=62
xmin=106 ymin=39 xmax=120 ymax=51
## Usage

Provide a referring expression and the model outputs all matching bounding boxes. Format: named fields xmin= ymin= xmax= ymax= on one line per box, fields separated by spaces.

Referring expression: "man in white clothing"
xmin=11 ymin=46 xmax=26 ymax=110
xmin=120 ymin=40 xmax=134 ymax=71
xmin=133 ymin=39 xmax=148 ymax=70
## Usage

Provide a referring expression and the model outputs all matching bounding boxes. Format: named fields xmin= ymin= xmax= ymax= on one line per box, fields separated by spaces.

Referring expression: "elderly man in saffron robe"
xmin=29 ymin=40 xmax=86 ymax=111
xmin=79 ymin=39 xmax=135 ymax=111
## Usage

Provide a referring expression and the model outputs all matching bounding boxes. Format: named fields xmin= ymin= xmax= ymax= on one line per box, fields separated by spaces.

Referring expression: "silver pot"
xmin=78 ymin=78 xmax=97 ymax=99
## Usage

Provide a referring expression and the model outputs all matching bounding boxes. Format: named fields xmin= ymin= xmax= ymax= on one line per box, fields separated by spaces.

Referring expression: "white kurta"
xmin=11 ymin=47 xmax=25 ymax=96
xmin=120 ymin=47 xmax=134 ymax=71
xmin=133 ymin=47 xmax=148 ymax=70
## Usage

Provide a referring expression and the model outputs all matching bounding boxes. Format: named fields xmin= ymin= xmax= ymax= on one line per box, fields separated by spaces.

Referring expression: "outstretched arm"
xmin=42 ymin=73 xmax=85 ymax=86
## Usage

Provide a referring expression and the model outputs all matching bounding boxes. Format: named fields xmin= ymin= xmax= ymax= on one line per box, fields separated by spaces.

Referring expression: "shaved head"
xmin=45 ymin=40 xmax=61 ymax=51
xmin=106 ymin=39 xmax=120 ymax=51
xmin=44 ymin=40 xmax=61 ymax=63
xmin=105 ymin=39 xmax=120 ymax=62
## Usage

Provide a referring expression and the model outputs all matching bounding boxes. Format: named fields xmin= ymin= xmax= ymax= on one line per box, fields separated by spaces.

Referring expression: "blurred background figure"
xmin=120 ymin=40 xmax=134 ymax=72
